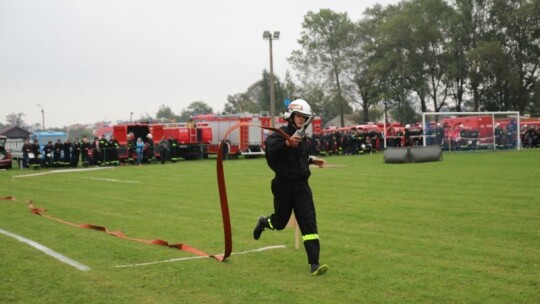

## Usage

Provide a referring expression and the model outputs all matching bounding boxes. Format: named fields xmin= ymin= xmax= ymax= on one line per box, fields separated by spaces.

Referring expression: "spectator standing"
xmin=81 ymin=137 xmax=91 ymax=167
xmin=72 ymin=138 xmax=81 ymax=168
xmin=136 ymin=137 xmax=144 ymax=166
xmin=21 ymin=139 xmax=31 ymax=168
xmin=44 ymin=141 xmax=54 ymax=167
xmin=158 ymin=136 xmax=169 ymax=164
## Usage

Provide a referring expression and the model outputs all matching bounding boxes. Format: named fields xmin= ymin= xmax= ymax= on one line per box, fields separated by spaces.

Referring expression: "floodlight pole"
xmin=263 ymin=31 xmax=279 ymax=127
xmin=36 ymin=103 xmax=45 ymax=131
xmin=130 ymin=112 xmax=134 ymax=123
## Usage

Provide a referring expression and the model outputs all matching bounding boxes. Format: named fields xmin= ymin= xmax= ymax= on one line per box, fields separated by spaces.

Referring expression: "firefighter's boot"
xmin=310 ymin=264 xmax=328 ymax=276
xmin=253 ymin=216 xmax=270 ymax=240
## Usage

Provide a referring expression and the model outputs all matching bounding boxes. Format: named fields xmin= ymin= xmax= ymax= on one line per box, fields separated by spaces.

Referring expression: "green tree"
xmin=223 ymin=71 xmax=293 ymax=115
xmin=5 ymin=113 xmax=25 ymax=127
xmin=378 ymin=0 xmax=454 ymax=113
xmin=488 ymin=0 xmax=540 ymax=113
xmin=390 ymin=97 xmax=421 ymax=124
xmin=468 ymin=40 xmax=515 ymax=111
xmin=289 ymin=9 xmax=356 ymax=127
xmin=179 ymin=101 xmax=213 ymax=121
xmin=448 ymin=0 xmax=485 ymax=111
xmin=223 ymin=92 xmax=260 ymax=114
xmin=67 ymin=125 xmax=93 ymax=140
xmin=156 ymin=104 xmax=180 ymax=123
xmin=363 ymin=3 xmax=411 ymax=124
xmin=137 ymin=113 xmax=154 ymax=123
xmin=295 ymin=82 xmax=334 ymax=122
xmin=345 ymin=6 xmax=387 ymax=123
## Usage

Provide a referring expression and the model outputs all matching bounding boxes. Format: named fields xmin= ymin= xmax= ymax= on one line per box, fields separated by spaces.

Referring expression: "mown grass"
xmin=0 ymin=150 xmax=539 ymax=303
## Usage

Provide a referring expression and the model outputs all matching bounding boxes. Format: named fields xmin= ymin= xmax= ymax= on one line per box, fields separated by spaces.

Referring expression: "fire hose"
xmin=216 ymin=122 xmax=292 ymax=261
xmin=1 ymin=196 xmax=214 ymax=259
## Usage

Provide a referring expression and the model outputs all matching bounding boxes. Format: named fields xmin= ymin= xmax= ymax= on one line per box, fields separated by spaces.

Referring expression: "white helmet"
xmin=405 ymin=124 xmax=411 ymax=129
xmin=283 ymin=99 xmax=312 ymax=120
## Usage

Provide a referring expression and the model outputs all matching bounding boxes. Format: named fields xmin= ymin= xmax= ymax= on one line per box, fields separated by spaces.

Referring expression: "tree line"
xmin=228 ymin=0 xmax=539 ymax=126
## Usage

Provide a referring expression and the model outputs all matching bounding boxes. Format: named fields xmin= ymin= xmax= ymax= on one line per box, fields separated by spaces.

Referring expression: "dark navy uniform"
xmin=53 ymin=139 xmax=63 ymax=167
xmin=263 ymin=122 xmax=321 ymax=267
xmin=80 ymin=137 xmax=91 ymax=167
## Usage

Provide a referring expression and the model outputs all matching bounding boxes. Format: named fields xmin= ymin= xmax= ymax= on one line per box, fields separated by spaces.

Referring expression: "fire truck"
xmin=192 ymin=113 xmax=323 ymax=157
xmin=161 ymin=122 xmax=212 ymax=159
xmin=437 ymin=115 xmax=495 ymax=148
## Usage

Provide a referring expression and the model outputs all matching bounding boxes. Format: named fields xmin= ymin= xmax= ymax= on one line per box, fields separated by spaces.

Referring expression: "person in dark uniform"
xmin=108 ymin=135 xmax=119 ymax=165
xmin=459 ymin=124 xmax=470 ymax=150
xmin=144 ymin=134 xmax=154 ymax=162
xmin=80 ymin=137 xmax=91 ymax=167
xmin=356 ymin=129 xmax=366 ymax=154
xmin=395 ymin=129 xmax=403 ymax=147
xmin=126 ymin=133 xmax=135 ymax=164
xmin=53 ymin=139 xmax=63 ymax=167
xmin=98 ymin=135 xmax=108 ymax=165
xmin=158 ymin=136 xmax=169 ymax=164
xmin=404 ymin=124 xmax=412 ymax=147
xmin=30 ymin=139 xmax=41 ymax=168
xmin=252 ymin=99 xmax=328 ymax=276
xmin=92 ymin=137 xmax=101 ymax=165
xmin=71 ymin=138 xmax=81 ymax=168
xmin=494 ymin=123 xmax=504 ymax=149
xmin=44 ymin=141 xmax=54 ymax=168
xmin=63 ymin=139 xmax=72 ymax=167
xmin=21 ymin=139 xmax=31 ymax=168
xmin=168 ymin=136 xmax=179 ymax=162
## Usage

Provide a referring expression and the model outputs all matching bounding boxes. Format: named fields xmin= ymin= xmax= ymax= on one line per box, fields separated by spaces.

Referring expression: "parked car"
xmin=0 ymin=135 xmax=13 ymax=169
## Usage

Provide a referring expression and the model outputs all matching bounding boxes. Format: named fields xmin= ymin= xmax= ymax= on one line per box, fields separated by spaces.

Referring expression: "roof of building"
xmin=0 ymin=126 xmax=32 ymax=139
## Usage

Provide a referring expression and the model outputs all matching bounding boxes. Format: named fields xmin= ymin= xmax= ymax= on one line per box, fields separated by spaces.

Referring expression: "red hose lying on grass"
xmin=1 ymin=196 xmax=216 ymax=260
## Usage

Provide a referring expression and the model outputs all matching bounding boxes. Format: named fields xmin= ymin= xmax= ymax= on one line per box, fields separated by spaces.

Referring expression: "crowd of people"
xmin=307 ymin=127 xmax=384 ymax=156
xmin=21 ymin=135 xmax=118 ymax=169
xmin=19 ymin=133 xmax=184 ymax=169
xmin=521 ymin=124 xmax=540 ymax=148
xmin=306 ymin=121 xmax=539 ymax=154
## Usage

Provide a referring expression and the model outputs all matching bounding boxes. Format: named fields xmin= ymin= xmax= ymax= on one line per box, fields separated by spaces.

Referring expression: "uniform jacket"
xmin=264 ymin=122 xmax=311 ymax=182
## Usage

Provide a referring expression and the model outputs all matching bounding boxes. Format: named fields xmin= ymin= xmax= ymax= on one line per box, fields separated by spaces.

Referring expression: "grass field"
xmin=1 ymin=150 xmax=539 ymax=303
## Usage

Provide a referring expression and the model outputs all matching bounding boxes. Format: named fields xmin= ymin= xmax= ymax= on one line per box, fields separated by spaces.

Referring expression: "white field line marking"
xmin=14 ymin=167 xmax=113 ymax=178
xmin=81 ymin=177 xmax=140 ymax=184
xmin=0 ymin=228 xmax=91 ymax=272
xmin=114 ymin=245 xmax=287 ymax=268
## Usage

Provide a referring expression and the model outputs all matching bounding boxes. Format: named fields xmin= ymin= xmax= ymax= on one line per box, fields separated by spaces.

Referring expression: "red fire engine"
xmin=192 ymin=113 xmax=323 ymax=157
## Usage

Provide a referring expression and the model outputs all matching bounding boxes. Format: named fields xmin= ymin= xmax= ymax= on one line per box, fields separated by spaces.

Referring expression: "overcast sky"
xmin=1 ymin=0 xmax=400 ymax=128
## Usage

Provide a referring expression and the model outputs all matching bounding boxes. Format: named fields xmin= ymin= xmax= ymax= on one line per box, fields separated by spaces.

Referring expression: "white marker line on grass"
xmin=0 ymin=228 xmax=91 ymax=272
xmin=81 ymin=177 xmax=141 ymax=184
xmin=114 ymin=245 xmax=287 ymax=268
xmin=14 ymin=167 xmax=113 ymax=178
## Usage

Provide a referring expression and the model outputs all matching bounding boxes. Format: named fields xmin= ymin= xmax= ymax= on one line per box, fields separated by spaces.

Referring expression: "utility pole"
xmin=263 ymin=31 xmax=280 ymax=127
xmin=36 ymin=103 xmax=45 ymax=131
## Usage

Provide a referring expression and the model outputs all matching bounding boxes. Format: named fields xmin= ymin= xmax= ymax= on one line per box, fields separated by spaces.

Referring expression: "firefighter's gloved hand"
xmin=286 ymin=135 xmax=301 ymax=148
